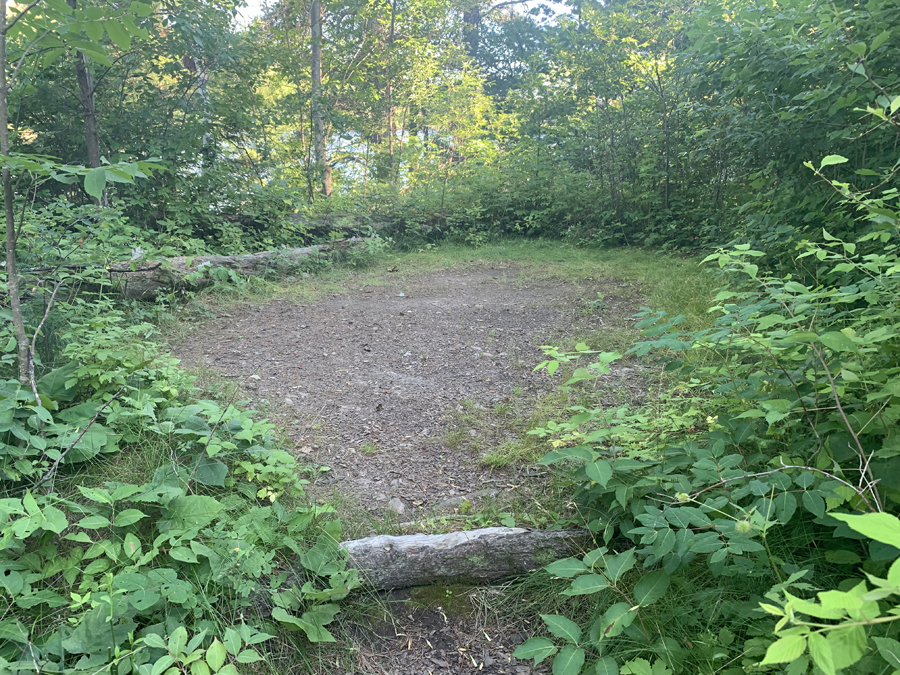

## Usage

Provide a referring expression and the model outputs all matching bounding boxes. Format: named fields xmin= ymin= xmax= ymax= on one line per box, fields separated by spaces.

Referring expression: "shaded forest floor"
xmin=169 ymin=241 xmax=713 ymax=674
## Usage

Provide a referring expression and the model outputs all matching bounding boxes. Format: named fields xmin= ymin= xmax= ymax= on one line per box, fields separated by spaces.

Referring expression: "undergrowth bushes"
xmin=0 ymin=271 xmax=363 ymax=673
xmin=513 ymin=127 xmax=900 ymax=672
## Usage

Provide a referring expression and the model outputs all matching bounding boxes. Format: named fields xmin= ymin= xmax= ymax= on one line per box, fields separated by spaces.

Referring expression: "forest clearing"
xmin=1 ymin=0 xmax=899 ymax=673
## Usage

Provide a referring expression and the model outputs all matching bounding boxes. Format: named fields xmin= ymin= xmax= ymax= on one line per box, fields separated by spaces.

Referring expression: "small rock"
xmin=469 ymin=429 xmax=478 ymax=437
xmin=387 ymin=497 xmax=406 ymax=515
xmin=301 ymin=272 xmax=310 ymax=278
xmin=434 ymin=496 xmax=467 ymax=512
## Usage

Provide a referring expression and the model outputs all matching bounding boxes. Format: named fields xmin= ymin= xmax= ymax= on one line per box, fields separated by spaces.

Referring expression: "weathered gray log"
xmin=341 ymin=527 xmax=589 ymax=590
xmin=107 ymin=243 xmax=341 ymax=300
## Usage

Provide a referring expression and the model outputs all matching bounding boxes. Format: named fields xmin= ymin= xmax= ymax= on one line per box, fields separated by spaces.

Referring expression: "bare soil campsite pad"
xmin=174 ymin=261 xmax=648 ymax=674
xmin=176 ymin=264 xmax=644 ymax=515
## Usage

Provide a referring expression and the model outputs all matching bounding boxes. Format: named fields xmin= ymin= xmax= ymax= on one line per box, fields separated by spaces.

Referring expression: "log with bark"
xmin=104 ymin=242 xmax=349 ymax=300
xmin=340 ymin=527 xmax=589 ymax=590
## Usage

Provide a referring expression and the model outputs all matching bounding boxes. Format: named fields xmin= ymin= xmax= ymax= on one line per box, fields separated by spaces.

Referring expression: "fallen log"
xmin=340 ymin=527 xmax=589 ymax=590
xmin=106 ymin=242 xmax=345 ymax=300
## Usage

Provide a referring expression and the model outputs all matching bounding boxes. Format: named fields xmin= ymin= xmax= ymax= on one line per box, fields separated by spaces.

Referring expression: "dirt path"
xmin=174 ymin=261 xmax=645 ymax=674
xmin=175 ymin=263 xmax=642 ymax=517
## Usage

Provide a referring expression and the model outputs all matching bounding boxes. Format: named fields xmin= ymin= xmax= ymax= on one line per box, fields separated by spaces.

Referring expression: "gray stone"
xmin=387 ymin=497 xmax=406 ymax=515
xmin=434 ymin=496 xmax=468 ymax=512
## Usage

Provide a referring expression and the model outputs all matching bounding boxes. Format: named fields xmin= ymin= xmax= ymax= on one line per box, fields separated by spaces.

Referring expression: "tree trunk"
xmin=0 ymin=0 xmax=31 ymax=387
xmin=310 ymin=0 xmax=332 ymax=197
xmin=341 ymin=527 xmax=589 ymax=590
xmin=67 ymin=0 xmax=107 ymax=207
xmin=462 ymin=4 xmax=481 ymax=61
xmin=384 ymin=0 xmax=396 ymax=182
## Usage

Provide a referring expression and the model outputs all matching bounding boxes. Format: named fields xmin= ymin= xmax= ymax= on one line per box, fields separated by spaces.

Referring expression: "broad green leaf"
xmin=42 ymin=47 xmax=65 ymax=67
xmin=84 ymin=19 xmax=104 ymax=41
xmin=824 ymin=550 xmax=860 ymax=565
xmin=195 ymin=458 xmax=228 ymax=487
xmin=150 ymin=654 xmax=175 ymax=675
xmin=828 ymin=625 xmax=867 ymax=670
xmin=77 ymin=515 xmax=111 ymax=529
xmin=160 ymin=496 xmax=223 ymax=532
xmin=808 ymin=633 xmax=835 ymax=675
xmin=114 ymin=509 xmax=147 ymax=527
xmin=0 ymin=619 xmax=29 ymax=643
xmin=235 ymin=650 xmax=263 ymax=664
xmin=586 ymin=459 xmax=612 ymax=487
xmin=818 ymin=331 xmax=858 ymax=353
xmin=775 ymin=492 xmax=797 ymax=524
xmin=302 ymin=604 xmax=340 ymax=627
xmin=541 ymin=614 xmax=581 ymax=644
xmin=223 ymin=628 xmax=241 ymax=656
xmin=605 ymin=549 xmax=636 ymax=582
xmin=819 ymin=155 xmax=849 ymax=168
xmin=595 ymin=656 xmax=619 ymax=675
xmin=873 ymin=637 xmax=900 ymax=669
xmin=871 ymin=30 xmax=890 ymax=51
xmin=760 ymin=635 xmax=807 ymax=665
xmin=620 ymin=658 xmax=652 ymax=675
xmin=37 ymin=362 xmax=79 ymax=402
xmin=633 ymin=570 xmax=669 ymax=606
xmin=599 ymin=602 xmax=636 ymax=639
xmin=889 ymin=559 xmax=900 ymax=587
xmin=831 ymin=513 xmax=900 ymax=547
xmin=169 ymin=547 xmax=199 ymax=563
xmin=243 ymin=630 xmax=275 ymax=645
xmin=41 ymin=506 xmax=68 ymax=534
xmin=653 ymin=528 xmax=676 ymax=558
xmin=123 ymin=532 xmax=141 ymax=558
xmin=545 ymin=557 xmax=587 ymax=578
xmin=0 ymin=570 xmax=23 ymax=595
xmin=84 ymin=167 xmax=106 ymax=199
xmin=271 ymin=607 xmax=335 ymax=643
xmin=513 ymin=637 xmax=557 ymax=664
xmin=169 ymin=627 xmax=188 ymax=657
xmin=802 ymin=491 xmax=825 ymax=517
xmin=105 ymin=20 xmax=132 ymax=50
xmin=65 ymin=532 xmax=93 ymax=543
xmin=142 ymin=633 xmax=166 ymax=649
xmin=847 ymin=42 xmax=866 ymax=57
xmin=562 ymin=574 xmax=608 ymax=595
xmin=552 ymin=646 xmax=585 ymax=675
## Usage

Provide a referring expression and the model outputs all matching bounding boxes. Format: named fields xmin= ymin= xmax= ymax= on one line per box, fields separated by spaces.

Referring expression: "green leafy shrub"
xmin=515 ymin=144 xmax=900 ymax=673
xmin=0 ymin=303 xmax=358 ymax=673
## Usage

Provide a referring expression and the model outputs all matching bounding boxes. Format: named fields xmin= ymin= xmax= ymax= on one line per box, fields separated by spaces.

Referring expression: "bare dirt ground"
xmin=175 ymin=263 xmax=645 ymax=516
xmin=173 ymin=261 xmax=648 ymax=674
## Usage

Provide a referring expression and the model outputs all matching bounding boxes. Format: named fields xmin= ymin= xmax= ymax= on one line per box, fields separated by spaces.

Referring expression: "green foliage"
xmin=519 ymin=104 xmax=900 ymax=671
xmin=0 ymin=305 xmax=358 ymax=673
